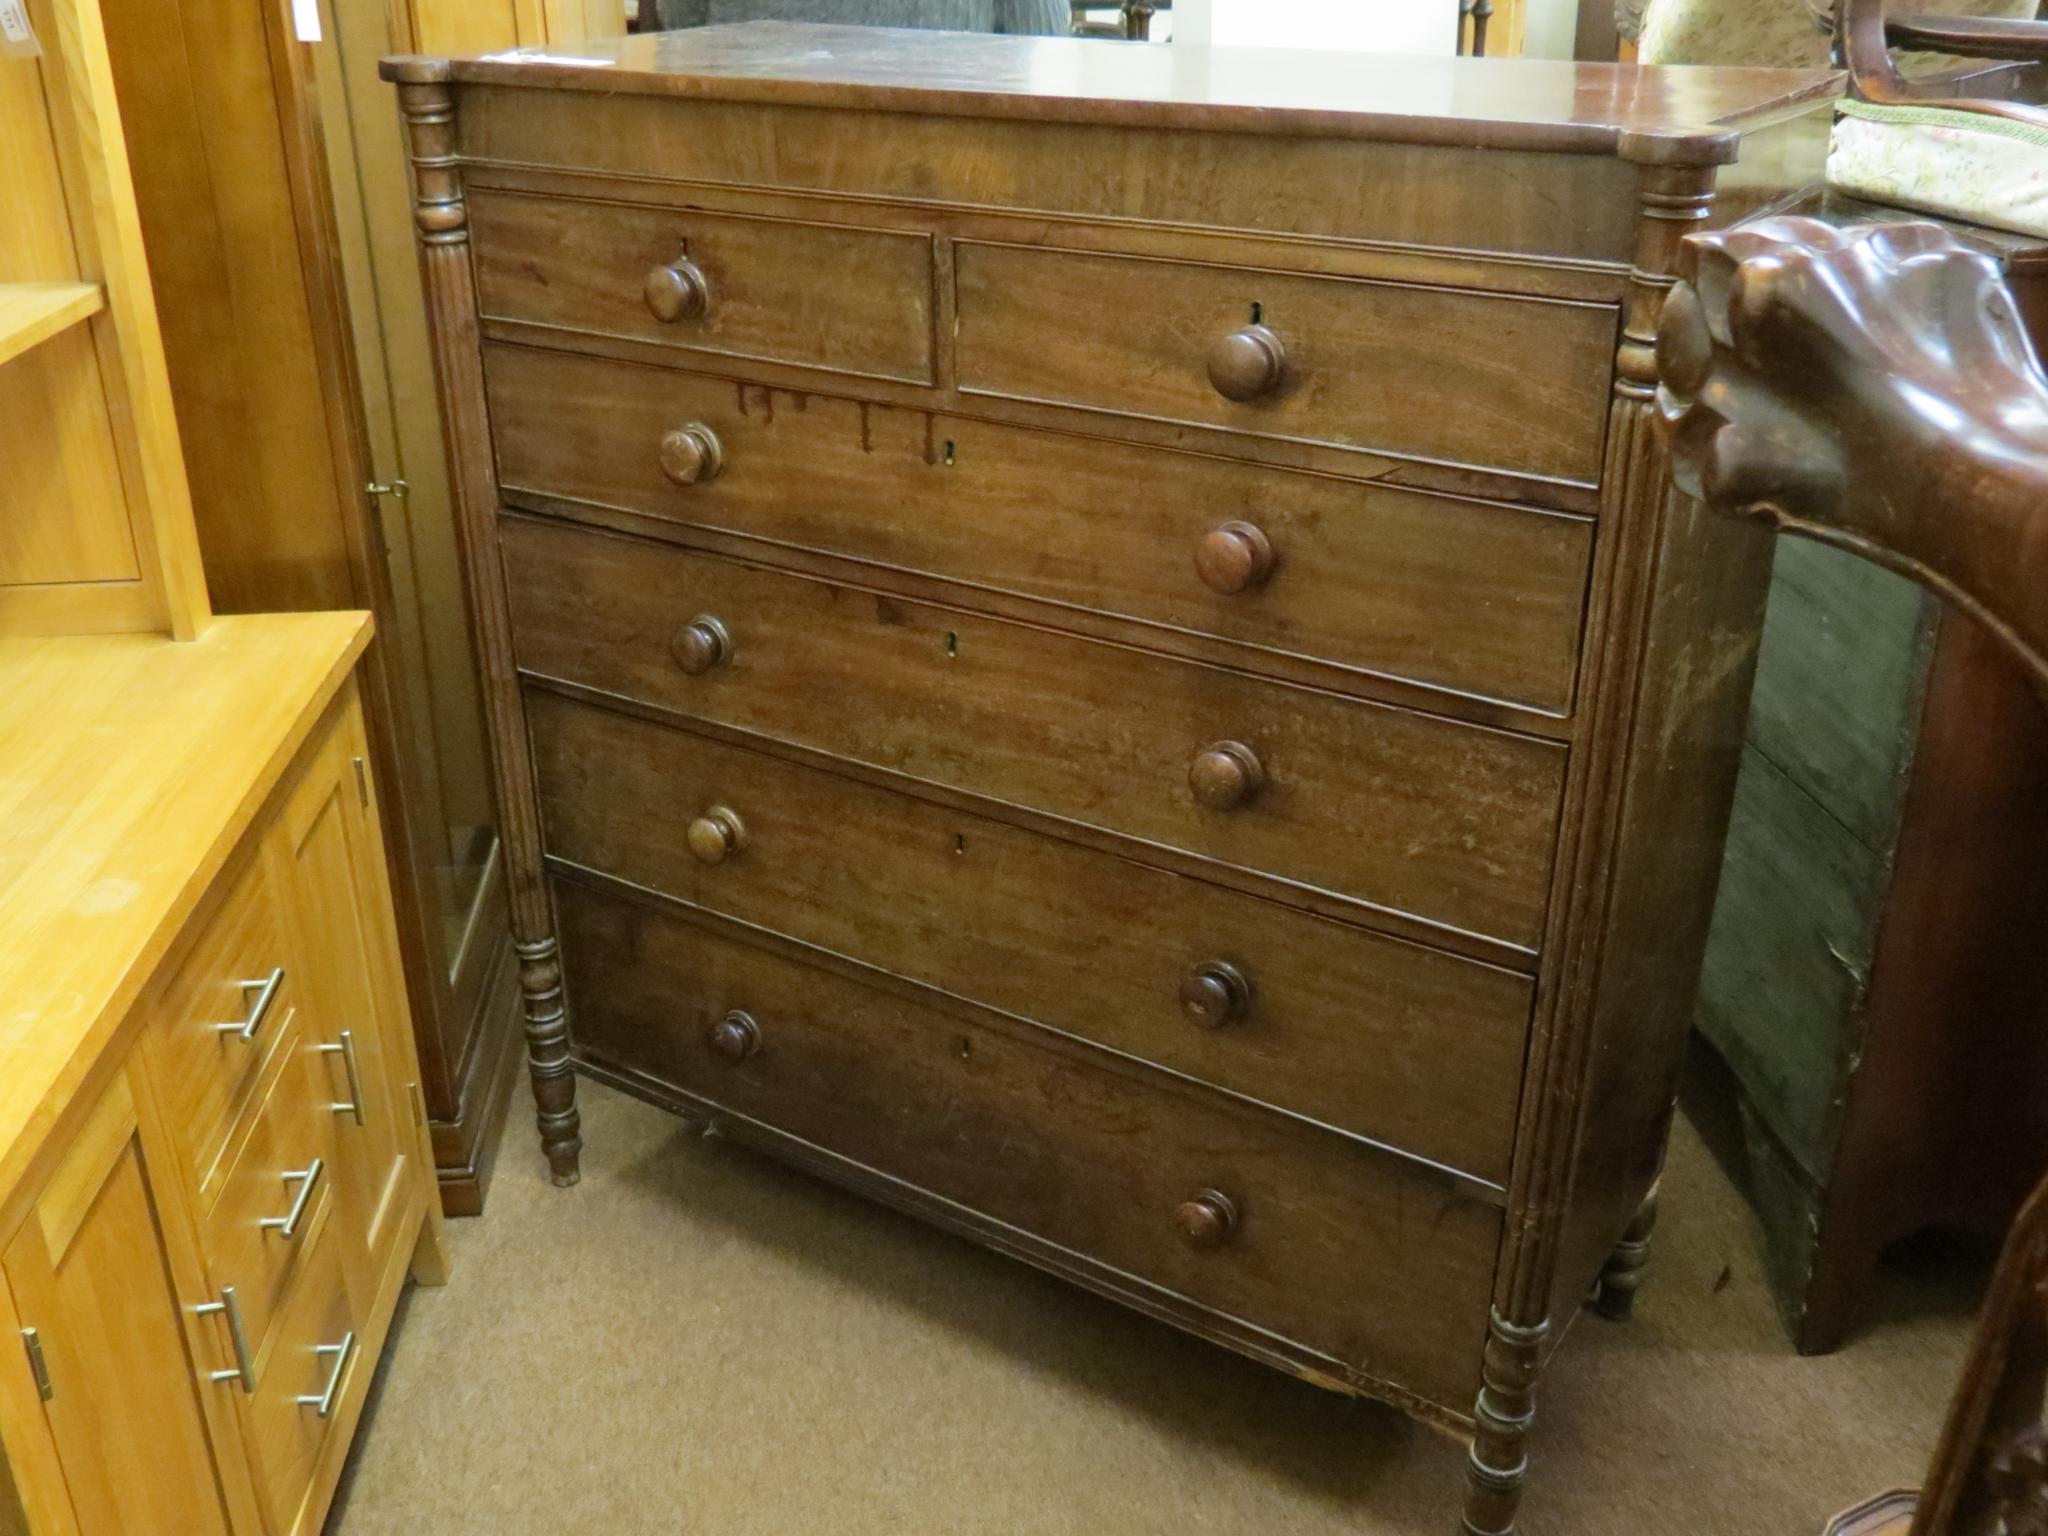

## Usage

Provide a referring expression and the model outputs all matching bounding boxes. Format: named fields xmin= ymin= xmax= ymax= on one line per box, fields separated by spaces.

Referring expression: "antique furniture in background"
xmin=1657 ymin=210 xmax=2048 ymax=1536
xmin=0 ymin=3 xmax=447 ymax=1528
xmin=1616 ymin=0 xmax=2048 ymax=1353
xmin=83 ymin=0 xmax=620 ymax=1213
xmin=387 ymin=25 xmax=1834 ymax=1532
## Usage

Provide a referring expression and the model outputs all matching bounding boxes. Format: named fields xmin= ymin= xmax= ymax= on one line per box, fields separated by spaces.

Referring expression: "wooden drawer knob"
xmin=671 ymin=614 xmax=732 ymax=676
xmin=1188 ymin=741 xmax=1263 ymax=811
xmin=644 ymin=254 xmax=710 ymax=323
xmin=1194 ymin=521 xmax=1275 ymax=595
xmin=686 ymin=805 xmax=747 ymax=865
xmin=1206 ymin=324 xmax=1286 ymax=402
xmin=708 ymin=1010 xmax=761 ymax=1061
xmin=1175 ymin=1188 xmax=1239 ymax=1249
xmin=658 ymin=423 xmax=724 ymax=486
xmin=1179 ymin=960 xmax=1252 ymax=1029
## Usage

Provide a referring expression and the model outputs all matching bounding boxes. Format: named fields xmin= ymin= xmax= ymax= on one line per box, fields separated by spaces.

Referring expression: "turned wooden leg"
xmin=1462 ymin=1310 xmax=1547 ymax=1536
xmin=516 ymin=935 xmax=582 ymax=1187
xmin=1595 ymin=1185 xmax=1660 ymax=1321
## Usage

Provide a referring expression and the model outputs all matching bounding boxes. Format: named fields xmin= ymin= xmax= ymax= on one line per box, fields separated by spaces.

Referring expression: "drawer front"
xmin=484 ymin=343 xmax=1593 ymax=714
xmin=200 ymin=1009 xmax=336 ymax=1374
xmin=148 ymin=841 xmax=295 ymax=1201
xmin=531 ymin=690 xmax=1528 ymax=1183
xmin=468 ymin=188 xmax=935 ymax=384
xmin=504 ymin=515 xmax=1565 ymax=950
xmin=244 ymin=1209 xmax=357 ymax=1536
xmin=954 ymin=241 xmax=1616 ymax=486
xmin=557 ymin=878 xmax=1499 ymax=1410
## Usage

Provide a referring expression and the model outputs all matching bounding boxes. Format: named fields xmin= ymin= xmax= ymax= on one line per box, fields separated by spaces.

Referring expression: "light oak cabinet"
xmin=3 ymin=6 xmax=438 ymax=1530
xmin=1 ymin=1070 xmax=238 ymax=1536
xmin=0 ymin=671 xmax=448 ymax=1536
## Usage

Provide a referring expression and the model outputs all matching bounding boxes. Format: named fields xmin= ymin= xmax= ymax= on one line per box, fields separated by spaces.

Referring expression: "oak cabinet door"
xmin=1 ymin=1070 xmax=235 ymax=1536
xmin=272 ymin=689 xmax=422 ymax=1305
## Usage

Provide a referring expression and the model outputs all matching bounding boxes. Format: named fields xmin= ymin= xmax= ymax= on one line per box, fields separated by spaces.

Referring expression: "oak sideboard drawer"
xmin=466 ymin=188 xmax=936 ymax=385
xmin=145 ymin=839 xmax=296 ymax=1204
xmin=953 ymin=241 xmax=1617 ymax=487
xmin=197 ymin=1004 xmax=337 ymax=1380
xmin=239 ymin=1206 xmax=361 ymax=1536
xmin=503 ymin=514 xmax=1565 ymax=951
xmin=528 ymin=689 xmax=1529 ymax=1185
xmin=556 ymin=876 xmax=1500 ymax=1410
xmin=483 ymin=342 xmax=1594 ymax=715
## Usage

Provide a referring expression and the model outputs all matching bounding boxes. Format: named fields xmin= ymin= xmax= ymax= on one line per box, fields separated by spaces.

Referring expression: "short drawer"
xmin=146 ymin=840 xmax=295 ymax=1202
xmin=199 ymin=1007 xmax=336 ymax=1375
xmin=484 ymin=342 xmax=1594 ymax=715
xmin=241 ymin=1207 xmax=359 ymax=1536
xmin=467 ymin=188 xmax=935 ymax=384
xmin=556 ymin=878 xmax=1499 ymax=1411
xmin=530 ymin=690 xmax=1529 ymax=1184
xmin=503 ymin=514 xmax=1565 ymax=951
xmin=954 ymin=241 xmax=1616 ymax=486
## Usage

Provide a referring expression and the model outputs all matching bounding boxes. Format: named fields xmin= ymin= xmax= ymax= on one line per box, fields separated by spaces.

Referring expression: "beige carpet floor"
xmin=327 ymin=1078 xmax=1981 ymax=1536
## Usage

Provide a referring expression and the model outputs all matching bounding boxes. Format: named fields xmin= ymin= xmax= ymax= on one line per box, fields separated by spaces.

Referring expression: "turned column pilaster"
xmin=386 ymin=59 xmax=583 ymax=1187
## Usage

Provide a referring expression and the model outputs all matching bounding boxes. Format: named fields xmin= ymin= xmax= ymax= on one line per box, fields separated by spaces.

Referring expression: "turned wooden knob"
xmin=1205 ymin=324 xmax=1286 ymax=402
xmin=644 ymin=254 xmax=710 ymax=322
xmin=1188 ymin=741 xmax=1263 ymax=811
xmin=658 ymin=423 xmax=723 ymax=486
xmin=1179 ymin=960 xmax=1252 ymax=1029
xmin=685 ymin=805 xmax=747 ymax=865
xmin=671 ymin=615 xmax=732 ymax=676
xmin=1175 ymin=1189 xmax=1239 ymax=1249
xmin=708 ymin=1010 xmax=761 ymax=1061
xmin=1194 ymin=521 xmax=1275 ymax=595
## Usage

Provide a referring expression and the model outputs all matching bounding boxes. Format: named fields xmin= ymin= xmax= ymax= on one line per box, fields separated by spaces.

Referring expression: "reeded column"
xmin=1459 ymin=153 xmax=1723 ymax=1536
xmin=386 ymin=59 xmax=582 ymax=1187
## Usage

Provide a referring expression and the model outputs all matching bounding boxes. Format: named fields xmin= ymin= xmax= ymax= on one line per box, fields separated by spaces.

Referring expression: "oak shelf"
xmin=0 ymin=282 xmax=105 ymax=369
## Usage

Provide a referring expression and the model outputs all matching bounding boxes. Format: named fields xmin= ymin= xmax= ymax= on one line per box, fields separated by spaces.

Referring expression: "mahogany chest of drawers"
xmin=385 ymin=27 xmax=1834 ymax=1531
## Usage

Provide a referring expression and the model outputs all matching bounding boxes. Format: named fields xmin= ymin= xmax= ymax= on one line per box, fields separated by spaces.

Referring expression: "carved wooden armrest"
xmin=1887 ymin=12 xmax=2048 ymax=64
xmin=1656 ymin=215 xmax=2048 ymax=691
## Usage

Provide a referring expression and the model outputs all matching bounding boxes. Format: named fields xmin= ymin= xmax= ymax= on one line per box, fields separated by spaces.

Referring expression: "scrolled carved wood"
xmin=1658 ymin=215 xmax=2048 ymax=693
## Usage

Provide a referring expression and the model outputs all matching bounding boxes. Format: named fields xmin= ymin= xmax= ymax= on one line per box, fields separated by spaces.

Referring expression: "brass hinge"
xmin=365 ymin=479 xmax=408 ymax=502
xmin=21 ymin=1328 xmax=52 ymax=1401
xmin=351 ymin=755 xmax=370 ymax=808
xmin=408 ymin=1081 xmax=426 ymax=1130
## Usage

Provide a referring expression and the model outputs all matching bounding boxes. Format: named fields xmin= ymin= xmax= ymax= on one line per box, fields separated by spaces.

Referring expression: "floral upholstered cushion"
xmin=1636 ymin=0 xmax=2038 ymax=68
xmin=1826 ymin=98 xmax=2048 ymax=238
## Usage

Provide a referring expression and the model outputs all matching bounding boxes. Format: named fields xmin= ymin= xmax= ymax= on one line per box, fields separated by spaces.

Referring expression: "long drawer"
xmin=953 ymin=241 xmax=1617 ymax=486
xmin=502 ymin=514 xmax=1566 ymax=952
xmin=484 ymin=342 xmax=1594 ymax=715
xmin=555 ymin=877 xmax=1500 ymax=1410
xmin=467 ymin=188 xmax=936 ymax=385
xmin=529 ymin=689 xmax=1529 ymax=1184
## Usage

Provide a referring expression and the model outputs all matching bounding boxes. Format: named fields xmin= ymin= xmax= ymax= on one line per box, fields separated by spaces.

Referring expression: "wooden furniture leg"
xmin=1595 ymin=1184 xmax=1660 ymax=1321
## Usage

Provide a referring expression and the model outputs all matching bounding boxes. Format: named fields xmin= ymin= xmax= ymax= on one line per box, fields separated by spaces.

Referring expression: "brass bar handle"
xmin=295 ymin=1330 xmax=356 ymax=1420
xmin=194 ymin=1287 xmax=256 ymax=1392
xmin=319 ymin=1031 xmax=366 ymax=1125
xmin=259 ymin=1157 xmax=324 ymax=1240
xmin=215 ymin=967 xmax=285 ymax=1042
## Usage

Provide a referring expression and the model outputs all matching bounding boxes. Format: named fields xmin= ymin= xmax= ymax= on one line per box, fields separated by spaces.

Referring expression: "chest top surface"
xmin=392 ymin=21 xmax=1839 ymax=160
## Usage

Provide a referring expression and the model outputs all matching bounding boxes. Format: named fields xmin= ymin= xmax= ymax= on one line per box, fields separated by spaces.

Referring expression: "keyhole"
xmin=953 ymin=833 xmax=967 ymax=856
xmin=944 ymin=631 xmax=959 ymax=659
xmin=942 ymin=439 xmax=957 ymax=467
xmin=1249 ymin=300 xmax=1264 ymax=324
xmin=957 ymin=1037 xmax=973 ymax=1059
